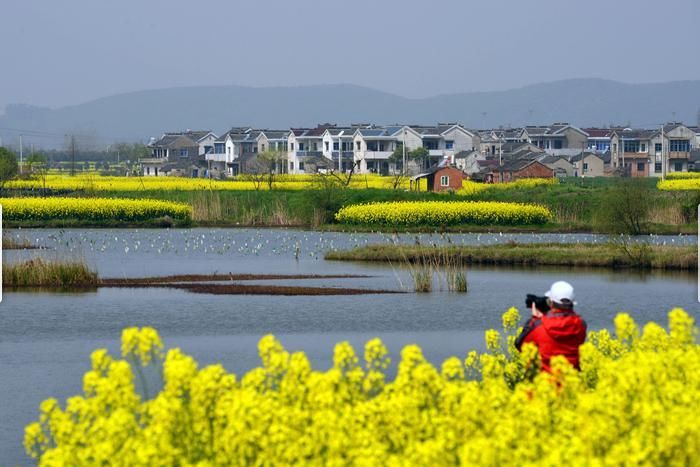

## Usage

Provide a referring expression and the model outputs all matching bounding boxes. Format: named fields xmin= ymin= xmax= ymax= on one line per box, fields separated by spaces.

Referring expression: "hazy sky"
xmin=2 ymin=0 xmax=699 ymax=111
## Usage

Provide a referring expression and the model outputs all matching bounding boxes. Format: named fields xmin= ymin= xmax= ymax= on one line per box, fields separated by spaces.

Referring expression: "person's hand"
xmin=531 ymin=303 xmax=543 ymax=318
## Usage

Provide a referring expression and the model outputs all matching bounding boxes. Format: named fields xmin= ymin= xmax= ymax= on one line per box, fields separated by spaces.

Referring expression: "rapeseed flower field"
xmin=0 ymin=197 xmax=192 ymax=222
xmin=7 ymin=174 xmax=420 ymax=192
xmin=458 ymin=178 xmax=558 ymax=195
xmin=658 ymin=178 xmax=700 ymax=190
xmin=336 ymin=200 xmax=552 ymax=226
xmin=24 ymin=308 xmax=699 ymax=465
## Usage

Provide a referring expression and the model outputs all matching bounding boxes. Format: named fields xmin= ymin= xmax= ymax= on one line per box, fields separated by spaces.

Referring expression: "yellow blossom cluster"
xmin=335 ymin=200 xmax=553 ymax=226
xmin=657 ymin=178 xmax=700 ymax=190
xmin=25 ymin=309 xmax=700 ymax=465
xmin=0 ymin=197 xmax=192 ymax=222
xmin=458 ymin=178 xmax=559 ymax=196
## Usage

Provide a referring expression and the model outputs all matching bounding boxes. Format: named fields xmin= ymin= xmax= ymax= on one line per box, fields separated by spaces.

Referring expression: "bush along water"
xmin=25 ymin=308 xmax=699 ymax=465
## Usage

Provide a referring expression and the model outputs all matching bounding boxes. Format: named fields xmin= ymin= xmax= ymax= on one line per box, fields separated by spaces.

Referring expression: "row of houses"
xmin=142 ymin=122 xmax=700 ymax=180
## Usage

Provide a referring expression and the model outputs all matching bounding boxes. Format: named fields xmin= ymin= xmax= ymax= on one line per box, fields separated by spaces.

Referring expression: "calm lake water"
xmin=1 ymin=228 xmax=698 ymax=465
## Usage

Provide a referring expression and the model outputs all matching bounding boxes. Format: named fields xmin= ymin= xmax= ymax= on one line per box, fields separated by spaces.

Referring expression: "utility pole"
xmin=70 ymin=135 xmax=76 ymax=176
xmin=660 ymin=124 xmax=666 ymax=181
xmin=19 ymin=134 xmax=23 ymax=174
xmin=402 ymin=128 xmax=407 ymax=175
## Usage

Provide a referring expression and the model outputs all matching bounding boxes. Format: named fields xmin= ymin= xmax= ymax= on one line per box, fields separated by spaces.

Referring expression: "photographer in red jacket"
xmin=515 ymin=281 xmax=587 ymax=372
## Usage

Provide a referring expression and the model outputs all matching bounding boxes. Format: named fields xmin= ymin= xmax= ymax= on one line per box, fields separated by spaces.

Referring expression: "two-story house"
xmin=143 ymin=132 xmax=205 ymax=177
xmin=412 ymin=124 xmax=480 ymax=167
xmin=525 ymin=123 xmax=588 ymax=153
xmin=287 ymin=124 xmax=336 ymax=174
xmin=353 ymin=126 xmax=423 ymax=174
xmin=322 ymin=127 xmax=358 ymax=172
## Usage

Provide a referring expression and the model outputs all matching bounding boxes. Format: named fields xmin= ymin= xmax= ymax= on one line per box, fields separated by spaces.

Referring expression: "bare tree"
xmin=243 ymin=150 xmax=286 ymax=190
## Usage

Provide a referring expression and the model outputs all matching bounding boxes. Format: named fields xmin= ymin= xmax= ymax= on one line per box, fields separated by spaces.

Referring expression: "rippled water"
xmin=1 ymin=228 xmax=697 ymax=464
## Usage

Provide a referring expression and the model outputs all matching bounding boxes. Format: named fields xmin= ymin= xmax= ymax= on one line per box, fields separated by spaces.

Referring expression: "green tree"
xmin=0 ymin=147 xmax=19 ymax=193
xmin=598 ymin=179 xmax=652 ymax=235
xmin=27 ymin=153 xmax=50 ymax=195
xmin=411 ymin=147 xmax=429 ymax=171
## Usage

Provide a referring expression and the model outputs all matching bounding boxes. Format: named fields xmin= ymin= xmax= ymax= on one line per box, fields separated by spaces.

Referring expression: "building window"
xmin=655 ymin=143 xmax=662 ymax=153
xmin=214 ymin=143 xmax=225 ymax=154
xmin=261 ymin=144 xmax=265 ymax=151
xmin=655 ymin=162 xmax=662 ymax=172
xmin=333 ymin=142 xmax=339 ymax=151
xmin=670 ymin=140 xmax=690 ymax=152
xmin=554 ymin=140 xmax=563 ymax=149
xmin=674 ymin=162 xmax=683 ymax=172
xmin=640 ymin=143 xmax=646 ymax=152
xmin=445 ymin=140 xmax=454 ymax=150
xmin=637 ymin=162 xmax=645 ymax=173
xmin=440 ymin=175 xmax=449 ymax=187
xmin=290 ymin=143 xmax=294 ymax=151
xmin=299 ymin=162 xmax=305 ymax=171
xmin=312 ymin=143 xmax=317 ymax=151
xmin=623 ymin=141 xmax=640 ymax=153
xmin=583 ymin=163 xmax=588 ymax=172
xmin=356 ymin=141 xmax=360 ymax=150
xmin=179 ymin=149 xmax=189 ymax=157
xmin=379 ymin=143 xmax=385 ymax=151
xmin=146 ymin=167 xmax=150 ymax=175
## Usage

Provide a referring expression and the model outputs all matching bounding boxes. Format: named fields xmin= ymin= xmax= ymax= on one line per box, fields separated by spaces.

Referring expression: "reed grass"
xmin=2 ymin=236 xmax=35 ymax=250
xmin=326 ymin=242 xmax=697 ymax=271
xmin=3 ymin=258 xmax=98 ymax=287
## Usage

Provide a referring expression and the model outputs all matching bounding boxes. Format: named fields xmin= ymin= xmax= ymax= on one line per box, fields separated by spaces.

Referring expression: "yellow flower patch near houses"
xmin=336 ymin=200 xmax=553 ymax=226
xmin=0 ymin=197 xmax=192 ymax=222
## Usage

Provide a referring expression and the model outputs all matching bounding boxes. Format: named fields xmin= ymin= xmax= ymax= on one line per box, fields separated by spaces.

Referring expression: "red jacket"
xmin=515 ymin=309 xmax=587 ymax=372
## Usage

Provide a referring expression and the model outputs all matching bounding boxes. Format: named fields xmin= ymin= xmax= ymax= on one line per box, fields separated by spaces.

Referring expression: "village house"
xmin=410 ymin=165 xmax=465 ymax=192
xmin=609 ymin=129 xmax=654 ymax=177
xmin=454 ymin=149 xmax=485 ymax=175
xmin=206 ymin=127 xmax=260 ymax=176
xmin=142 ymin=132 xmax=209 ymax=177
xmin=287 ymin=124 xmax=335 ymax=174
xmin=352 ymin=126 xmax=409 ymax=175
xmin=525 ymin=123 xmax=588 ymax=153
xmin=488 ymin=159 xmax=554 ymax=183
xmin=570 ymin=151 xmax=605 ymax=177
xmin=411 ymin=123 xmax=480 ymax=167
xmin=540 ymin=155 xmax=575 ymax=177
xmin=584 ymin=128 xmax=614 ymax=154
xmin=322 ymin=127 xmax=358 ymax=172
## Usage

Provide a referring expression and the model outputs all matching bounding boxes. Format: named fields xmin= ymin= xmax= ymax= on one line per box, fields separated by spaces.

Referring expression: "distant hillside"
xmin=1 ymin=79 xmax=699 ymax=147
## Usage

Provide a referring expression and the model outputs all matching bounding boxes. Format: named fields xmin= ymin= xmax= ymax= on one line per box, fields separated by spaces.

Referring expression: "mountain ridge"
xmin=1 ymin=79 xmax=699 ymax=147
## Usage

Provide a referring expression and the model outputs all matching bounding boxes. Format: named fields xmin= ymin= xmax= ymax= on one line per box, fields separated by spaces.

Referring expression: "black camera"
xmin=525 ymin=294 xmax=551 ymax=313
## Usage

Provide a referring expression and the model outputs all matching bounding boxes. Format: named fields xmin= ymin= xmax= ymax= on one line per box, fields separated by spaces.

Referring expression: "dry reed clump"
xmin=400 ymin=245 xmax=468 ymax=293
xmin=190 ymin=192 xmax=223 ymax=222
xmin=3 ymin=258 xmax=98 ymax=287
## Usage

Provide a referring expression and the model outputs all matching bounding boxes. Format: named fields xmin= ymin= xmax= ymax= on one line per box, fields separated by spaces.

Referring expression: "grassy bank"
xmin=325 ymin=242 xmax=698 ymax=270
xmin=3 ymin=177 xmax=698 ymax=233
xmin=3 ymin=258 xmax=98 ymax=287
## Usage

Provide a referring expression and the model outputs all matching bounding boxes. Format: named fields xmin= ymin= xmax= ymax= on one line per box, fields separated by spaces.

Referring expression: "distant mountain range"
xmin=1 ymin=79 xmax=699 ymax=148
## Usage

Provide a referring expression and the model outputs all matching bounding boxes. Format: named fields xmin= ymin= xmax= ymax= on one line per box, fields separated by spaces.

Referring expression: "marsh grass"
xmin=327 ymin=242 xmax=696 ymax=271
xmin=395 ymin=238 xmax=468 ymax=293
xmin=190 ymin=191 xmax=223 ymax=222
xmin=3 ymin=258 xmax=98 ymax=287
xmin=2 ymin=236 xmax=35 ymax=250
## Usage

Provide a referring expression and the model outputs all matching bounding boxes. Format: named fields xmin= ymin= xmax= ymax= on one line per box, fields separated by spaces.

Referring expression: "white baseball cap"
xmin=545 ymin=281 xmax=575 ymax=304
